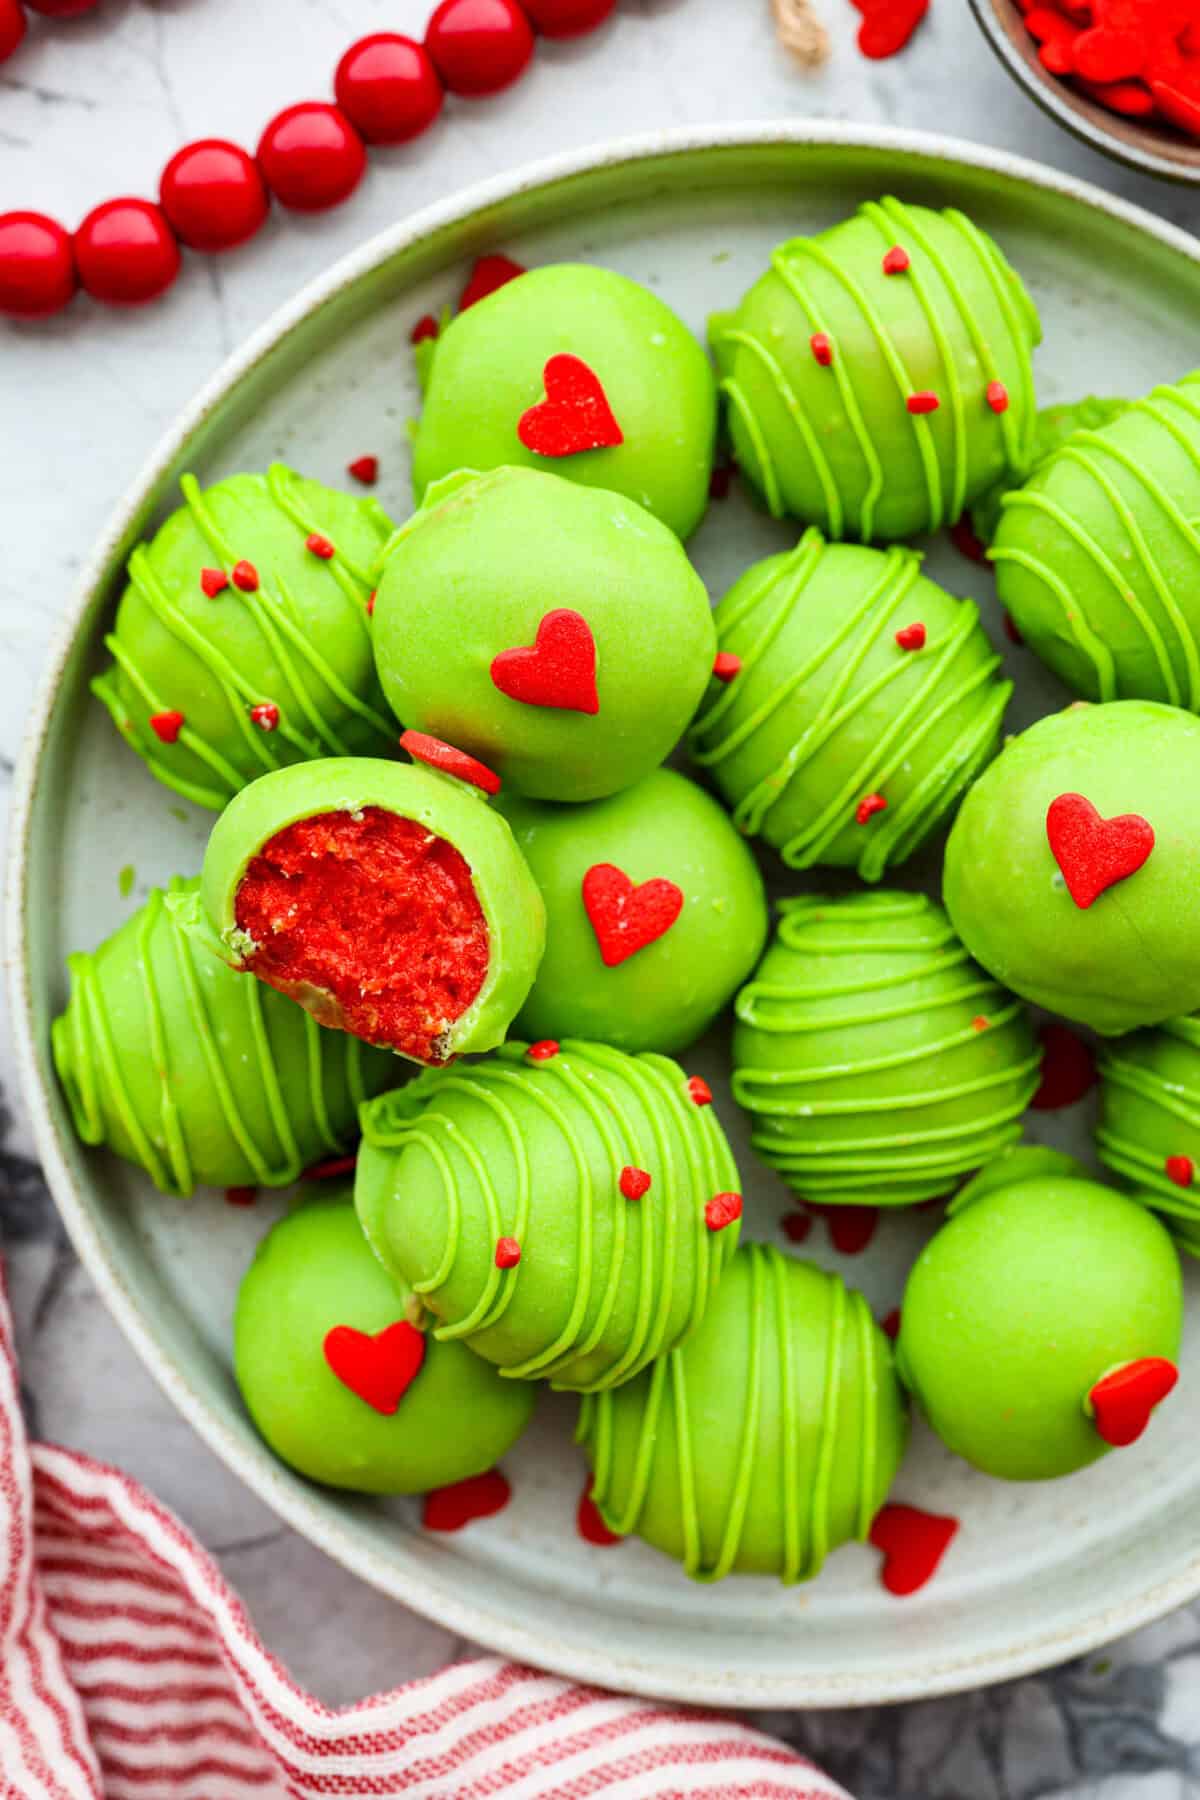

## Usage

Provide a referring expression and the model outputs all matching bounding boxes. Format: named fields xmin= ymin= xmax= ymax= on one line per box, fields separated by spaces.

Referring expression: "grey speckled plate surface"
xmin=9 ymin=123 xmax=1200 ymax=1709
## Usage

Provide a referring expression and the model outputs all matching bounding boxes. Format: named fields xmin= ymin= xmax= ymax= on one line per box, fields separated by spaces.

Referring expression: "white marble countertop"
xmin=4 ymin=4 xmax=1200 ymax=1795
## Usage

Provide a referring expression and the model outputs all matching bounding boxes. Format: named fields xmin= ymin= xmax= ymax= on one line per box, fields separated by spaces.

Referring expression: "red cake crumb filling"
xmin=234 ymin=807 xmax=489 ymax=1063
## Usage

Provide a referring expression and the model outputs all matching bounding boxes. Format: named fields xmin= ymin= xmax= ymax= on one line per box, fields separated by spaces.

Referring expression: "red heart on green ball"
xmin=1088 ymin=1357 xmax=1179 ymax=1448
xmin=490 ymin=608 xmax=599 ymax=714
xmin=323 ymin=1320 xmax=425 ymax=1415
xmin=517 ymin=353 xmax=623 ymax=458
xmin=583 ymin=862 xmax=684 ymax=967
xmin=1045 ymin=791 xmax=1155 ymax=909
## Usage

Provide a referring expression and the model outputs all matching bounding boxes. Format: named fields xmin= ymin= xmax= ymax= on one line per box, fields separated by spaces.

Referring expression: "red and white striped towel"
xmin=0 ymin=1266 xmax=853 ymax=1800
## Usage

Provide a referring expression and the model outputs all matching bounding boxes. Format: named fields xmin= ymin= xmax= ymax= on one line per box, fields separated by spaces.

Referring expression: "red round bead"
xmin=160 ymin=139 xmax=269 ymax=253
xmin=25 ymin=0 xmax=97 ymax=13
xmin=257 ymin=102 xmax=366 ymax=213
xmin=522 ymin=0 xmax=615 ymax=34
xmin=425 ymin=0 xmax=535 ymax=96
xmin=0 ymin=0 xmax=26 ymax=64
xmin=0 ymin=211 xmax=76 ymax=318
xmin=74 ymin=198 xmax=180 ymax=306
xmin=334 ymin=33 xmax=444 ymax=144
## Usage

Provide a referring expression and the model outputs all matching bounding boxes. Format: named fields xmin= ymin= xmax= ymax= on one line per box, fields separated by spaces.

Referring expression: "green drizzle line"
xmin=733 ymin=894 xmax=1039 ymax=1204
xmin=689 ymin=530 xmax=1010 ymax=881
xmin=991 ymin=375 xmax=1200 ymax=707
xmin=52 ymin=878 xmax=366 ymax=1196
xmin=578 ymin=1243 xmax=883 ymax=1583
xmin=91 ymin=465 xmax=394 ymax=809
xmin=1098 ymin=1013 xmax=1200 ymax=1222
xmin=360 ymin=1040 xmax=740 ymax=1392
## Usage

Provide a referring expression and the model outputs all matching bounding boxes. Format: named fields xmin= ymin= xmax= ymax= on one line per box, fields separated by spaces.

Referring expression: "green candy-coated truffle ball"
xmin=234 ymin=1192 xmax=534 ymax=1494
xmin=577 ymin=1242 xmax=908 ymax=1582
xmin=372 ymin=467 xmax=716 ymax=802
xmin=897 ymin=1172 xmax=1183 ymax=1480
xmin=51 ymin=879 xmax=394 ymax=1196
xmin=92 ymin=466 xmax=396 ymax=810
xmin=992 ymin=375 xmax=1200 ymax=707
xmin=943 ymin=701 xmax=1200 ymax=1035
xmin=1097 ymin=1012 xmax=1200 ymax=1242
xmin=731 ymin=892 xmax=1038 ymax=1207
xmin=499 ymin=769 xmax=768 ymax=1056
xmin=354 ymin=1039 xmax=742 ymax=1393
xmin=689 ymin=529 xmax=1010 ymax=881
xmin=709 ymin=197 xmax=1040 ymax=542
xmin=412 ymin=263 xmax=717 ymax=540
xmin=191 ymin=757 xmax=546 ymax=1065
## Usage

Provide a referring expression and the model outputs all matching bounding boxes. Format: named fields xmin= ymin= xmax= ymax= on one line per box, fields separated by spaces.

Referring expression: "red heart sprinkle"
xmin=1151 ymin=76 xmax=1200 ymax=136
xmin=577 ymin=1476 xmax=622 ymax=1547
xmin=490 ymin=607 xmax=599 ymax=714
xmin=322 ymin=1319 xmax=425 ymax=1415
xmin=1088 ymin=1357 xmax=1179 ymax=1447
xmin=895 ymin=622 xmax=926 ymax=651
xmin=713 ymin=651 xmax=742 ymax=681
xmin=302 ymin=1153 xmax=358 ymax=1181
xmin=423 ymin=1469 xmax=512 ymax=1532
xmin=527 ymin=1040 xmax=560 ymax=1062
xmin=232 ymin=560 xmax=259 ymax=592
xmin=1166 ymin=1154 xmax=1195 ymax=1188
xmin=882 ymin=245 xmax=911 ymax=274
xmin=1046 ymin=792 xmax=1155 ymax=909
xmin=907 ymin=391 xmax=940 ymax=415
xmin=619 ymin=1166 xmax=651 ymax=1201
xmin=1040 ymin=36 xmax=1077 ymax=72
xmin=495 ymin=1236 xmax=522 ymax=1269
xmin=149 ymin=710 xmax=184 ymax=744
xmin=687 ymin=1075 xmax=713 ymax=1106
xmin=881 ymin=1306 xmax=901 ymax=1340
xmin=410 ymin=313 xmax=439 ymax=345
xmin=709 ymin=464 xmax=733 ymax=500
xmin=224 ymin=1186 xmax=257 ymax=1207
xmin=858 ymin=0 xmax=928 ymax=58
xmin=810 ymin=330 xmax=834 ymax=365
xmin=200 ymin=567 xmax=228 ymax=597
xmin=400 ymin=728 xmax=501 ymax=796
xmin=1074 ymin=24 xmax=1144 ymax=80
xmin=1031 ymin=1021 xmax=1097 ymax=1110
xmin=306 ymin=532 xmax=335 ymax=559
xmin=582 ymin=862 xmax=684 ymax=967
xmin=870 ymin=1503 xmax=958 ymax=1596
xmin=1025 ymin=5 xmax=1079 ymax=45
xmin=950 ymin=516 xmax=987 ymax=563
xmin=250 ymin=702 xmax=279 ymax=732
xmin=986 ymin=379 xmax=1010 ymax=413
xmin=824 ymin=1204 xmax=879 ymax=1255
xmin=1078 ymin=75 xmax=1156 ymax=116
xmin=517 ymin=353 xmax=624 ymax=458
xmin=705 ymin=1192 xmax=742 ymax=1232
xmin=347 ymin=454 xmax=379 ymax=485
xmin=781 ymin=1209 xmax=813 ymax=1245
xmin=856 ymin=792 xmax=888 ymax=825
xmin=366 ymin=590 xmax=376 ymax=616
xmin=459 ymin=252 xmax=526 ymax=312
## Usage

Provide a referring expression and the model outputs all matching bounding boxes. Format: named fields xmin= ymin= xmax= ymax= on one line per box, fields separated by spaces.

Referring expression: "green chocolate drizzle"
xmin=1098 ymin=1013 xmax=1200 ymax=1224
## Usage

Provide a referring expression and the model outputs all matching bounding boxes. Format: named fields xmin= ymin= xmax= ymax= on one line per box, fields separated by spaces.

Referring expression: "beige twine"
xmin=772 ymin=0 xmax=830 ymax=69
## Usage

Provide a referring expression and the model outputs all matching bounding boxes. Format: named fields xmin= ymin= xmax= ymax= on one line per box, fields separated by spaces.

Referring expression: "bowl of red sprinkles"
xmin=969 ymin=0 xmax=1200 ymax=182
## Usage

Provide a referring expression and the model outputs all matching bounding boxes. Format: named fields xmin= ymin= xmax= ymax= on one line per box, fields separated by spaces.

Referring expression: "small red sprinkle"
xmin=781 ymin=1209 xmax=813 ymax=1245
xmin=950 ymin=516 xmax=987 ymax=563
xmin=856 ymin=792 xmax=887 ymax=825
xmin=1031 ymin=1022 xmax=1096 ymax=1110
xmin=971 ymin=1015 xmax=989 ymax=1032
xmin=619 ymin=1166 xmax=651 ymax=1201
xmin=224 ymin=1186 xmax=257 ymax=1207
xmin=713 ymin=651 xmax=742 ymax=682
xmin=705 ymin=1192 xmax=742 ymax=1232
xmin=1166 ymin=1155 xmax=1195 ymax=1189
xmin=495 ymin=1236 xmax=522 ymax=1269
xmin=400 ymin=727 xmax=502 ymax=796
xmin=410 ymin=313 xmax=439 ymax=345
xmin=708 ymin=463 xmax=733 ymax=500
xmin=810 ymin=330 xmax=834 ymax=366
xmin=881 ymin=1307 xmax=901 ymax=1340
xmin=895 ymin=622 xmax=926 ymax=651
xmin=306 ymin=532 xmax=336 ymax=559
xmin=200 ymin=567 xmax=228 ymax=598
xmin=459 ymin=252 xmax=526 ymax=312
xmin=149 ymin=711 xmax=184 ymax=744
xmin=367 ymin=590 xmax=377 ymax=616
xmin=986 ymin=379 xmax=1010 ymax=414
xmin=232 ymin=560 xmax=259 ymax=592
xmin=250 ymin=702 xmax=279 ymax=732
xmin=871 ymin=1504 xmax=958 ymax=1596
xmin=1004 ymin=612 xmax=1024 ymax=647
xmin=882 ymin=245 xmax=910 ymax=275
xmin=821 ymin=1203 xmax=879 ymax=1256
xmin=302 ymin=1153 xmax=358 ymax=1181
xmin=527 ymin=1040 xmax=560 ymax=1062
xmin=423 ymin=1469 xmax=512 ymax=1532
xmin=686 ymin=1075 xmax=713 ymax=1107
xmin=577 ymin=1476 xmax=622 ymax=1547
xmin=907 ymin=391 xmax=940 ymax=415
xmin=347 ymin=454 xmax=379 ymax=485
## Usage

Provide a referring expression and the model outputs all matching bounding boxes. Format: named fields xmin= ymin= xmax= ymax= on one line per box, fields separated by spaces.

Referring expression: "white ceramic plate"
xmin=11 ymin=123 xmax=1200 ymax=1710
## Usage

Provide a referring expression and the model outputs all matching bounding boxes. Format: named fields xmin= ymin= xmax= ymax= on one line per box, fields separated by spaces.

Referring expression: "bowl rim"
xmin=12 ymin=119 xmax=1200 ymax=1710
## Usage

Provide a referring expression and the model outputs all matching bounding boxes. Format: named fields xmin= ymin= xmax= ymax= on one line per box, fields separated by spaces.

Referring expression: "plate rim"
xmin=11 ymin=119 xmax=1200 ymax=1710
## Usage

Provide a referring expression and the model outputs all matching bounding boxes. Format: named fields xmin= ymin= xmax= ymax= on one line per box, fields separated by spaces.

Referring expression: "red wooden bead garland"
xmin=0 ymin=212 xmax=76 ymax=318
xmin=425 ymin=0 xmax=536 ymax=96
xmin=335 ymin=33 xmax=445 ymax=144
xmin=523 ymin=0 xmax=617 ymax=34
xmin=0 ymin=0 xmax=26 ymax=64
xmin=257 ymin=103 xmax=367 ymax=213
xmin=160 ymin=140 xmax=269 ymax=253
xmin=74 ymin=198 xmax=181 ymax=306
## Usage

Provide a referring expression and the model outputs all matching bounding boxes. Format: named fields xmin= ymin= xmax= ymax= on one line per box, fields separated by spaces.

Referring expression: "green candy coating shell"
xmin=992 ymin=374 xmax=1200 ymax=707
xmin=372 ymin=467 xmax=716 ymax=802
xmin=732 ymin=892 xmax=1038 ymax=1207
xmin=354 ymin=1039 xmax=741 ymax=1393
xmin=499 ymin=768 xmax=768 ymax=1056
xmin=943 ymin=700 xmax=1200 ymax=1035
xmin=689 ymin=529 xmax=1010 ymax=881
xmin=92 ymin=467 xmax=396 ymax=811
xmin=577 ymin=1243 xmax=908 ymax=1582
xmin=1098 ymin=1012 xmax=1200 ymax=1240
xmin=710 ymin=197 xmax=1040 ymax=542
xmin=51 ymin=879 xmax=394 ymax=1196
xmin=193 ymin=757 xmax=546 ymax=1062
xmin=897 ymin=1173 xmax=1183 ymax=1480
xmin=234 ymin=1192 xmax=534 ymax=1494
xmin=412 ymin=263 xmax=717 ymax=540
